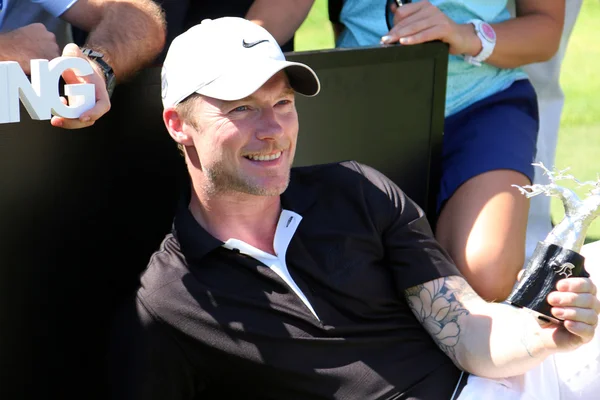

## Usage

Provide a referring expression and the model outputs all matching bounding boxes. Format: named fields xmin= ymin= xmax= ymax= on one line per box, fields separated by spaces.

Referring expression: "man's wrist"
xmin=88 ymin=58 xmax=107 ymax=84
xmin=510 ymin=304 xmax=557 ymax=359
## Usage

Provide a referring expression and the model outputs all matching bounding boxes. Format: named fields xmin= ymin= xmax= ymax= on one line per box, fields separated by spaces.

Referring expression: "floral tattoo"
xmin=405 ymin=277 xmax=475 ymax=366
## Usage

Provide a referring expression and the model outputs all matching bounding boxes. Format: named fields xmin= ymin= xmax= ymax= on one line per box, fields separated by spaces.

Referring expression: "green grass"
xmin=558 ymin=2 xmax=600 ymax=128
xmin=552 ymin=1 xmax=600 ymax=241
xmin=295 ymin=0 xmax=334 ymax=51
xmin=296 ymin=1 xmax=600 ymax=241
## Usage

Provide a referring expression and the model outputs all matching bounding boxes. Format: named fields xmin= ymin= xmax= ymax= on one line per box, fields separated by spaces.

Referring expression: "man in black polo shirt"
xmin=109 ymin=17 xmax=600 ymax=400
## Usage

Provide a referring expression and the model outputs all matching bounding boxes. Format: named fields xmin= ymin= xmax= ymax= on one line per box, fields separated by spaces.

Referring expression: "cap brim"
xmin=196 ymin=59 xmax=320 ymax=101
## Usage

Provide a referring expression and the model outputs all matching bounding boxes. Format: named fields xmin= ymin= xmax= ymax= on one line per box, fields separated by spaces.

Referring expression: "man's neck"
xmin=189 ymin=189 xmax=282 ymax=255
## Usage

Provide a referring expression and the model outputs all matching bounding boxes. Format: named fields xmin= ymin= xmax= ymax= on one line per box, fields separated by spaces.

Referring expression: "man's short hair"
xmin=174 ymin=93 xmax=202 ymax=127
xmin=172 ymin=93 xmax=202 ymax=154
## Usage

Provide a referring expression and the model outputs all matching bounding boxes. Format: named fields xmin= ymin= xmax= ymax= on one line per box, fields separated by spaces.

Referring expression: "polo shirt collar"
xmin=173 ymin=196 xmax=221 ymax=262
xmin=173 ymin=169 xmax=318 ymax=262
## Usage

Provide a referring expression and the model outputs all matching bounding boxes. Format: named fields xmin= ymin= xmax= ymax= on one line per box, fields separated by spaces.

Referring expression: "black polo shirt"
xmin=110 ymin=161 xmax=463 ymax=400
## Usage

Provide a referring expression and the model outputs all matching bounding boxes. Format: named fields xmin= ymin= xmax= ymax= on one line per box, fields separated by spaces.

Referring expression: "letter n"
xmin=0 ymin=61 xmax=52 ymax=124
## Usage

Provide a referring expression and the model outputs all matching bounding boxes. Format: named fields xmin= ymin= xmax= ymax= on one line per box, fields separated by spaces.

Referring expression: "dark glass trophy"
xmin=507 ymin=163 xmax=600 ymax=323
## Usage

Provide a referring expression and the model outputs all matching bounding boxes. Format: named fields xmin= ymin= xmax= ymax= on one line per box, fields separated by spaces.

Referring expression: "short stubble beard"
xmin=202 ymin=160 xmax=291 ymax=197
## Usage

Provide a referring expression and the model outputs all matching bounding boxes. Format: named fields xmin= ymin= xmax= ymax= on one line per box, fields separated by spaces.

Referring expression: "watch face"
xmin=480 ymin=22 xmax=496 ymax=42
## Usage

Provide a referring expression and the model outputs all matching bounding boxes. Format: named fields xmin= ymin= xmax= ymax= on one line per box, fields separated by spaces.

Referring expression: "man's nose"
xmin=255 ymin=108 xmax=283 ymax=140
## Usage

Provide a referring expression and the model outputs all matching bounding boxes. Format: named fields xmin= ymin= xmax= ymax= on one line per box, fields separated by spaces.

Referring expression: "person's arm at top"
xmin=245 ymin=0 xmax=315 ymax=46
xmin=52 ymin=0 xmax=166 ymax=129
xmin=407 ymin=274 xmax=599 ymax=378
xmin=61 ymin=0 xmax=165 ymax=82
xmin=382 ymin=0 xmax=564 ymax=69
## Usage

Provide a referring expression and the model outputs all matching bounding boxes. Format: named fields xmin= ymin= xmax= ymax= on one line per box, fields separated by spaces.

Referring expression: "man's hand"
xmin=50 ymin=44 xmax=111 ymax=129
xmin=542 ymin=277 xmax=600 ymax=351
xmin=0 ymin=24 xmax=60 ymax=74
xmin=380 ymin=0 xmax=481 ymax=56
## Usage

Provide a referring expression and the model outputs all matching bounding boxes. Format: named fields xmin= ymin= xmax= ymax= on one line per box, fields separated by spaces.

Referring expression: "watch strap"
xmin=463 ymin=19 xmax=496 ymax=66
xmin=80 ymin=47 xmax=116 ymax=96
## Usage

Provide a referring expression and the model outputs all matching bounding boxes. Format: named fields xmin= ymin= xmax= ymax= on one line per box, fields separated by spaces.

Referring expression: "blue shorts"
xmin=437 ymin=79 xmax=539 ymax=213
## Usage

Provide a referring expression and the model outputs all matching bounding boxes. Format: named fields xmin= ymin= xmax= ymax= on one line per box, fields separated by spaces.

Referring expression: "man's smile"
xmin=243 ymin=151 xmax=283 ymax=162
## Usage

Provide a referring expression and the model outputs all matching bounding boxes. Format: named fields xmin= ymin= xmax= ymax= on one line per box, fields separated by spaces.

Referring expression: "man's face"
xmin=187 ymin=72 xmax=299 ymax=197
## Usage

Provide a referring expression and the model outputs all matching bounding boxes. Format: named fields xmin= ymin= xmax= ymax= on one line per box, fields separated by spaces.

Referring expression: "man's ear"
xmin=163 ymin=108 xmax=194 ymax=146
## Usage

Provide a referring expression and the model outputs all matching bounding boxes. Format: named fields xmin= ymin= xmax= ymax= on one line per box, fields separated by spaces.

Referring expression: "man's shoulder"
xmin=138 ymin=233 xmax=189 ymax=302
xmin=290 ymin=161 xmax=405 ymax=200
xmin=291 ymin=160 xmax=385 ymax=186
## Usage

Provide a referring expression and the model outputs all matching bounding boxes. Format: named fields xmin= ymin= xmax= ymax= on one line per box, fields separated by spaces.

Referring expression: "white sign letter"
xmin=46 ymin=57 xmax=96 ymax=119
xmin=0 ymin=61 xmax=49 ymax=123
xmin=0 ymin=57 xmax=96 ymax=124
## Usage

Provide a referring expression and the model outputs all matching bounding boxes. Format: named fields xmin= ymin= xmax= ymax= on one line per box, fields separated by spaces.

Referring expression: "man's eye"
xmin=231 ymin=105 xmax=249 ymax=113
xmin=276 ymin=100 xmax=292 ymax=107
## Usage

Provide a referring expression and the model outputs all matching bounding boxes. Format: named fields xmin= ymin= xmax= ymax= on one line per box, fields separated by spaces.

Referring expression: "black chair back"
xmin=0 ymin=42 xmax=447 ymax=398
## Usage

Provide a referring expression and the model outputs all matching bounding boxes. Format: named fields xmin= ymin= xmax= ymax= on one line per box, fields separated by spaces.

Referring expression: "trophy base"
xmin=506 ymin=241 xmax=588 ymax=322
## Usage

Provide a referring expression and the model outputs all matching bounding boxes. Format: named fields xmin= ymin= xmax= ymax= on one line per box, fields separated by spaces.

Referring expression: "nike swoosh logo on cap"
xmin=242 ymin=39 xmax=269 ymax=48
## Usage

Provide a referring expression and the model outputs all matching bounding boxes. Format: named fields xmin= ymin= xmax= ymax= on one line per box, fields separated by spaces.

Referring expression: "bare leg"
xmin=436 ymin=170 xmax=530 ymax=302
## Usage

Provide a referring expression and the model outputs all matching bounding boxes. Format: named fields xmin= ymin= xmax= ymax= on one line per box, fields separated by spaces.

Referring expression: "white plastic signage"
xmin=0 ymin=57 xmax=96 ymax=124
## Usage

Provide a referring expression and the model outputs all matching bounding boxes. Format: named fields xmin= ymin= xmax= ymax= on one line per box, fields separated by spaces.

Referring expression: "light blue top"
xmin=337 ymin=0 xmax=528 ymax=117
xmin=0 ymin=0 xmax=77 ymax=48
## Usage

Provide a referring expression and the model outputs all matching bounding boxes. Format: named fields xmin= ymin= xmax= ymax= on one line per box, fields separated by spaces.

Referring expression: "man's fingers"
xmin=61 ymin=69 xmax=89 ymax=85
xmin=54 ymin=96 xmax=110 ymax=129
xmin=50 ymin=86 xmax=110 ymax=130
xmin=556 ymin=277 xmax=597 ymax=296
xmin=61 ymin=43 xmax=84 ymax=58
xmin=61 ymin=44 xmax=95 ymax=84
xmin=552 ymin=306 xmax=599 ymax=327
xmin=47 ymin=42 xmax=112 ymax=129
xmin=51 ymin=115 xmax=95 ymax=129
xmin=80 ymin=95 xmax=111 ymax=122
xmin=562 ymin=319 xmax=596 ymax=343
xmin=57 ymin=43 xmax=112 ymax=129
xmin=548 ymin=291 xmax=598 ymax=308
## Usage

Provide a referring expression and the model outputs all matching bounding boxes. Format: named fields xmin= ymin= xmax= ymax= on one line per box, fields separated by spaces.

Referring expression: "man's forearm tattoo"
xmin=405 ymin=278 xmax=473 ymax=366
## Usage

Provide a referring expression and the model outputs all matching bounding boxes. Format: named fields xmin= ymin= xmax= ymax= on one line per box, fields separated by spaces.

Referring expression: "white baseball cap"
xmin=161 ymin=17 xmax=321 ymax=108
